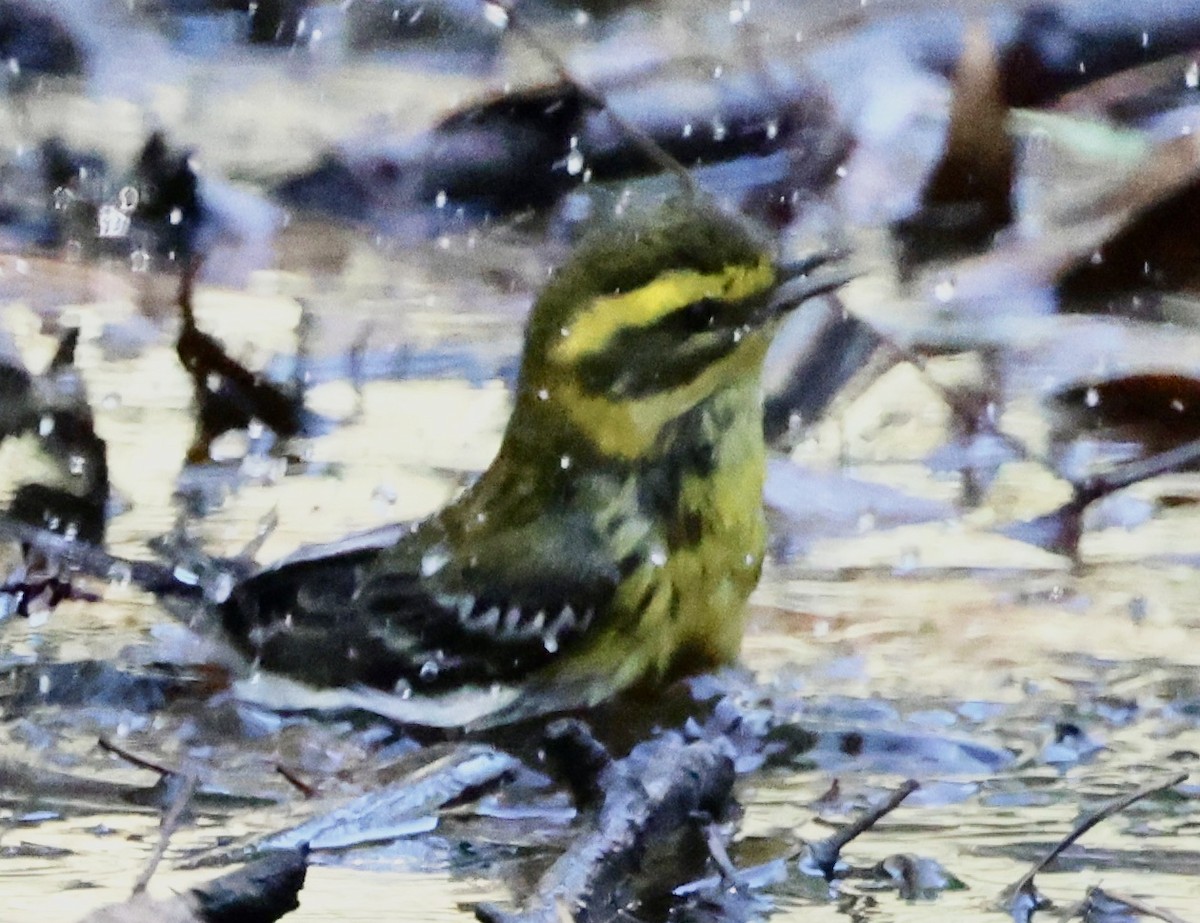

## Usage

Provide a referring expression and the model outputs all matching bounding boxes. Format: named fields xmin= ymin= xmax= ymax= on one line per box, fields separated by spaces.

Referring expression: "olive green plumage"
xmin=218 ymin=198 xmax=839 ymax=728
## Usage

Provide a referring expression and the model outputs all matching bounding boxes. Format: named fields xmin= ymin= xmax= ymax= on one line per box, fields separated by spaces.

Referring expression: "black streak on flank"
xmin=635 ymin=399 xmax=721 ymax=547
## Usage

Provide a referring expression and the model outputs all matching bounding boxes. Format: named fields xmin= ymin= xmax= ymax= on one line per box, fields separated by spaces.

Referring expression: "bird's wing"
xmin=218 ymin=511 xmax=622 ymax=697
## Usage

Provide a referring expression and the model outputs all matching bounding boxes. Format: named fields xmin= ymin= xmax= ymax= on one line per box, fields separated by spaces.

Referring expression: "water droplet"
xmin=649 ymin=547 xmax=667 ymax=567
xmin=1085 ymin=387 xmax=1100 ymax=408
xmin=682 ymin=123 xmax=693 ymax=139
xmin=420 ymin=548 xmax=451 ymax=577
xmin=573 ymin=9 xmax=589 ymax=25
xmin=107 ymin=562 xmax=132 ymax=586
xmin=435 ymin=189 xmax=447 ymax=208
xmin=117 ymin=186 xmax=139 ymax=212
xmin=207 ymin=571 xmax=235 ymax=604
xmin=38 ymin=415 xmax=54 ymax=437
xmin=712 ymin=120 xmax=727 ymax=142
xmin=169 ymin=207 xmax=183 ymax=225
xmin=765 ymin=120 xmax=779 ymax=140
xmin=566 ymin=149 xmax=585 ymax=175
xmin=482 ymin=1 xmax=509 ymax=28
xmin=1187 ymin=61 xmax=1199 ymax=88
xmin=420 ymin=660 xmax=440 ymax=681
xmin=130 ymin=249 xmax=151 ymax=272
xmin=38 ymin=674 xmax=50 ymax=695
xmin=537 ymin=388 xmax=550 ymax=401
xmin=933 ymin=277 xmax=956 ymax=303
xmin=206 ymin=371 xmax=223 ymax=392
xmin=1172 ymin=398 xmax=1186 ymax=412
xmin=1089 ymin=250 xmax=1104 ymax=265
xmin=395 ymin=679 xmax=413 ymax=699
xmin=560 ymin=454 xmax=572 ymax=470
xmin=68 ymin=454 xmax=85 ymax=476
xmin=544 ymin=635 xmax=559 ymax=653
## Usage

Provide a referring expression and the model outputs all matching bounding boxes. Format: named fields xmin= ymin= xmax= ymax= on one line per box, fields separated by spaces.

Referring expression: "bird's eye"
xmin=674 ymin=298 xmax=722 ymax=333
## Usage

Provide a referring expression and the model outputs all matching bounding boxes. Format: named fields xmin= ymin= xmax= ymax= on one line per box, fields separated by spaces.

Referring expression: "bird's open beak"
xmin=764 ymin=250 xmax=858 ymax=319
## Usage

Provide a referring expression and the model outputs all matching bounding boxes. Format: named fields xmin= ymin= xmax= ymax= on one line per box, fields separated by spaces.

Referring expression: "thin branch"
xmin=801 ymin=780 xmax=920 ymax=879
xmin=275 ymin=764 xmax=319 ymax=800
xmin=98 ymin=738 xmax=174 ymax=778
xmin=132 ymin=771 xmax=198 ymax=895
xmin=1004 ymin=772 xmax=1188 ymax=915
xmin=480 ymin=0 xmax=698 ymax=199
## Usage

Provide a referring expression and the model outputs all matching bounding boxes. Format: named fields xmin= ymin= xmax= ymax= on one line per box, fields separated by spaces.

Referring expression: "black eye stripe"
xmin=570 ymin=288 xmax=768 ymax=398
xmin=674 ymin=297 xmax=723 ymax=332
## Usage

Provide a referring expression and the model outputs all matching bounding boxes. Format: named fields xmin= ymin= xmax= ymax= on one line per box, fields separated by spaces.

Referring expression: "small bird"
xmin=200 ymin=198 xmax=851 ymax=728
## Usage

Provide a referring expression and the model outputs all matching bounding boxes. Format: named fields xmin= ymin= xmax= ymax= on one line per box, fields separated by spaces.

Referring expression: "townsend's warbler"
xmin=207 ymin=198 xmax=849 ymax=728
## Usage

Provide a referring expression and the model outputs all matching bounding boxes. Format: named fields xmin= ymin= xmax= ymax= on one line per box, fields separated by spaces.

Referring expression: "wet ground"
xmin=4 ymin=2 xmax=1200 ymax=921
xmin=5 ymin=267 xmax=1200 ymax=921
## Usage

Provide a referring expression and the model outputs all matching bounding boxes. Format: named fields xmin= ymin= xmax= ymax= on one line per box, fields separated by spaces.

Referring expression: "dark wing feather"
xmin=219 ymin=514 xmax=623 ymax=695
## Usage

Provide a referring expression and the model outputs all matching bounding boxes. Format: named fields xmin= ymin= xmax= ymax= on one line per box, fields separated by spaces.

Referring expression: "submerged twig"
xmin=132 ymin=772 xmax=198 ymax=895
xmin=1059 ymin=885 xmax=1195 ymax=923
xmin=476 ymin=733 xmax=735 ymax=923
xmin=541 ymin=719 xmax=612 ymax=811
xmin=98 ymin=738 xmax=175 ymax=778
xmin=0 ymin=514 xmax=194 ymax=598
xmin=275 ymin=764 xmax=319 ymax=800
xmin=800 ymin=779 xmax=920 ymax=880
xmin=176 ymin=260 xmax=306 ymax=463
xmin=78 ymin=847 xmax=308 ymax=923
xmin=1003 ymin=772 xmax=1189 ymax=922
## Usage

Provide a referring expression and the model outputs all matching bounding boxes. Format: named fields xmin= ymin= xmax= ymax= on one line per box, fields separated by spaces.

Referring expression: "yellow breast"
xmin=551 ymin=375 xmax=768 ymax=700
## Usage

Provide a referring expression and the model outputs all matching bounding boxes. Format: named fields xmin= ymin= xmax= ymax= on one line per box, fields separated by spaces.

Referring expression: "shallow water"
xmin=5 ymin=3 xmax=1200 ymax=921
xmin=5 ymin=271 xmax=1200 ymax=921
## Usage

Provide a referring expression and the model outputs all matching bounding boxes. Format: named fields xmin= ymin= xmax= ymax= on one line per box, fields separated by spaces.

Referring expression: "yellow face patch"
xmin=551 ymin=331 xmax=770 ymax=460
xmin=550 ymin=257 xmax=775 ymax=365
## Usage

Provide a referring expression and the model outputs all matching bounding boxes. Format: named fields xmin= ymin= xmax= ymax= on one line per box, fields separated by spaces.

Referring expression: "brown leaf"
xmin=950 ymin=133 xmax=1200 ymax=299
xmin=1050 ymin=372 xmax=1200 ymax=449
xmin=925 ymin=23 xmax=1014 ymax=224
